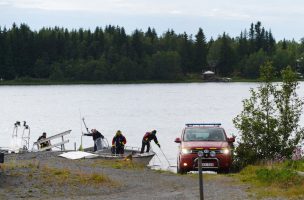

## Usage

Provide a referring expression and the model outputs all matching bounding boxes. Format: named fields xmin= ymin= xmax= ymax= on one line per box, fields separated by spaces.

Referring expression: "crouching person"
xmin=37 ymin=132 xmax=51 ymax=151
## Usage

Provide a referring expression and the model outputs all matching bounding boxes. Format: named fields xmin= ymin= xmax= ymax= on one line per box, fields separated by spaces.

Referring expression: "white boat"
xmin=83 ymin=145 xmax=155 ymax=166
xmin=79 ymin=118 xmax=155 ymax=166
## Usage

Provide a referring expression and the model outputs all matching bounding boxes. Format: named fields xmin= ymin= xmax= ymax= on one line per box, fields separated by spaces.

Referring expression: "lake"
xmin=1 ymin=82 xmax=303 ymax=168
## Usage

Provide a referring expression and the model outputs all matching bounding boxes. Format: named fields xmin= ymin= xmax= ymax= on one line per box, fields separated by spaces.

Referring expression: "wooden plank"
xmin=38 ymin=140 xmax=69 ymax=151
xmin=34 ymin=130 xmax=71 ymax=146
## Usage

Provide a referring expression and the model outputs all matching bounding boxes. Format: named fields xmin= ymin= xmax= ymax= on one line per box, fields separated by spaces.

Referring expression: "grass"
xmin=236 ymin=160 xmax=304 ymax=199
xmin=91 ymin=159 xmax=146 ymax=170
xmin=1 ymin=160 xmax=116 ymax=187
xmin=40 ymin=165 xmax=113 ymax=186
xmin=283 ymin=159 xmax=304 ymax=171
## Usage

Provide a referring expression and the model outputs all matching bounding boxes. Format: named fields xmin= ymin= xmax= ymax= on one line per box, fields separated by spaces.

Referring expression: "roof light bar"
xmin=185 ymin=123 xmax=221 ymax=127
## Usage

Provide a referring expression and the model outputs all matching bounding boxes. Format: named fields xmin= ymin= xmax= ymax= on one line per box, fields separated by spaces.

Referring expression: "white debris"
xmin=58 ymin=151 xmax=98 ymax=160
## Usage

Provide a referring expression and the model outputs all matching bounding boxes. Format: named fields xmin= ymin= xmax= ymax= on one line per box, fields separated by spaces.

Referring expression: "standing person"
xmin=140 ymin=130 xmax=160 ymax=153
xmin=84 ymin=129 xmax=104 ymax=151
xmin=37 ymin=132 xmax=51 ymax=151
xmin=111 ymin=130 xmax=127 ymax=154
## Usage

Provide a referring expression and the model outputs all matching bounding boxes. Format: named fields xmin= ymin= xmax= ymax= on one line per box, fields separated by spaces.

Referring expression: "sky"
xmin=0 ymin=0 xmax=303 ymax=41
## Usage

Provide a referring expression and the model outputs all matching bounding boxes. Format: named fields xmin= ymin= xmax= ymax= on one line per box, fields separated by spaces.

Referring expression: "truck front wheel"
xmin=177 ymin=161 xmax=186 ymax=174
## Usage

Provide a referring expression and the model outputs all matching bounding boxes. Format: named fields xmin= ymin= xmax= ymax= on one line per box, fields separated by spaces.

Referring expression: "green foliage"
xmin=283 ymin=160 xmax=304 ymax=171
xmin=272 ymin=49 xmax=295 ymax=72
xmin=193 ymin=28 xmax=208 ymax=72
xmin=242 ymin=50 xmax=269 ymax=78
xmin=0 ymin=22 xmax=303 ymax=81
xmin=233 ymin=62 xmax=304 ymax=169
xmin=256 ymin=168 xmax=300 ymax=186
xmin=207 ymin=33 xmax=237 ymax=76
xmin=207 ymin=38 xmax=221 ymax=69
xmin=217 ymin=33 xmax=237 ymax=76
xmin=238 ymin=163 xmax=304 ymax=199
xmin=240 ymin=164 xmax=304 ymax=188
xmin=49 ymin=63 xmax=64 ymax=80
xmin=274 ymin=66 xmax=304 ymax=156
xmin=148 ymin=51 xmax=182 ymax=80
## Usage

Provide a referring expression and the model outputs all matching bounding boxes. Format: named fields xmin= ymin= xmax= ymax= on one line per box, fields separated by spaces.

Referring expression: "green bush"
xmin=283 ymin=159 xmax=304 ymax=171
xmin=256 ymin=168 xmax=301 ymax=186
xmin=233 ymin=63 xmax=304 ymax=169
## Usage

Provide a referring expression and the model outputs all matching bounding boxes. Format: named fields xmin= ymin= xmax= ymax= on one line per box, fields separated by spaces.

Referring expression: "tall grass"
xmin=237 ymin=160 xmax=304 ymax=199
xmin=91 ymin=159 xmax=146 ymax=170
xmin=1 ymin=160 xmax=116 ymax=187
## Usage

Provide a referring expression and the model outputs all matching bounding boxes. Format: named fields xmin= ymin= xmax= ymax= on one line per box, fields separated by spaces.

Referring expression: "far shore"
xmin=1 ymin=77 xmax=302 ymax=86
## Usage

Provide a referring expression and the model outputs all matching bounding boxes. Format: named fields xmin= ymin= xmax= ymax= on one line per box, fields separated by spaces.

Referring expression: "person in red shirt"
xmin=140 ymin=130 xmax=160 ymax=153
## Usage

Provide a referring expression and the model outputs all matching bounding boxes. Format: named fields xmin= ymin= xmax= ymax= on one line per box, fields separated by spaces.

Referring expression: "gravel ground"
xmin=0 ymin=152 xmax=287 ymax=200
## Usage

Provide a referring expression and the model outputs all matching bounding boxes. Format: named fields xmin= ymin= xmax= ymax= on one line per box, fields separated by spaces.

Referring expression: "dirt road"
xmin=0 ymin=152 xmax=282 ymax=200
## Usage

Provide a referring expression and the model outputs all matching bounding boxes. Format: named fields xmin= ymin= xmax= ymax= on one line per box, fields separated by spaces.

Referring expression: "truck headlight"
xmin=221 ymin=148 xmax=230 ymax=155
xmin=210 ymin=151 xmax=216 ymax=157
xmin=181 ymin=148 xmax=192 ymax=154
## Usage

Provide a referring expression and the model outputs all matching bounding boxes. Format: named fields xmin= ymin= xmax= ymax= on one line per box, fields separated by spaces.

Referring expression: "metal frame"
xmin=12 ymin=121 xmax=21 ymax=138
xmin=21 ymin=121 xmax=30 ymax=151
xmin=33 ymin=130 xmax=71 ymax=151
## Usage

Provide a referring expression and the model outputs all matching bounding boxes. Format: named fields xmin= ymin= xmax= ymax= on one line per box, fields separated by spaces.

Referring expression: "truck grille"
xmin=191 ymin=149 xmax=221 ymax=154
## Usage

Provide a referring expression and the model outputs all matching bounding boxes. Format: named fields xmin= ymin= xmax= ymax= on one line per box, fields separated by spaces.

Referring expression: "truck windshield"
xmin=184 ymin=128 xmax=225 ymax=141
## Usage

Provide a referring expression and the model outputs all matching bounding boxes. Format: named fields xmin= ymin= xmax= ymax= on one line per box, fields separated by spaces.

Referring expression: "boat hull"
xmin=84 ymin=146 xmax=155 ymax=166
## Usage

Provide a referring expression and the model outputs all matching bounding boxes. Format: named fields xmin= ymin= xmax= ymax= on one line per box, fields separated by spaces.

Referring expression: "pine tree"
xmin=193 ymin=28 xmax=207 ymax=72
xmin=217 ymin=33 xmax=236 ymax=76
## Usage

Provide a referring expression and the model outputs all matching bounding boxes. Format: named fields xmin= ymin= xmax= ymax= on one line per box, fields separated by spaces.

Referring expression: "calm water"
xmin=1 ymin=82 xmax=303 ymax=168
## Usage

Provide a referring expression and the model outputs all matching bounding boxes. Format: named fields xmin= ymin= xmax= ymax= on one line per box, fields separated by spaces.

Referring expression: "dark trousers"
xmin=94 ymin=144 xmax=97 ymax=152
xmin=111 ymin=145 xmax=124 ymax=154
xmin=140 ymin=140 xmax=150 ymax=153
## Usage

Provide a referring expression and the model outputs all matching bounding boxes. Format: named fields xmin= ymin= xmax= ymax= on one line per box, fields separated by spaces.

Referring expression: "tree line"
xmin=0 ymin=22 xmax=304 ymax=82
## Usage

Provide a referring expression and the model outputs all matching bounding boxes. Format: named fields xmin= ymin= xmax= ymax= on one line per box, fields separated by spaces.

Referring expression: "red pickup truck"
xmin=175 ymin=123 xmax=235 ymax=174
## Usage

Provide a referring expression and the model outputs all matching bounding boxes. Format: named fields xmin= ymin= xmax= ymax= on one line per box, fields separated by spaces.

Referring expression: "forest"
xmin=0 ymin=21 xmax=303 ymax=82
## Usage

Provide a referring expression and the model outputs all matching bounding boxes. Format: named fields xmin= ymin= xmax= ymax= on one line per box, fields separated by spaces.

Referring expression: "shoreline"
xmin=1 ymin=77 xmax=303 ymax=86
xmin=0 ymin=79 xmax=296 ymax=86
